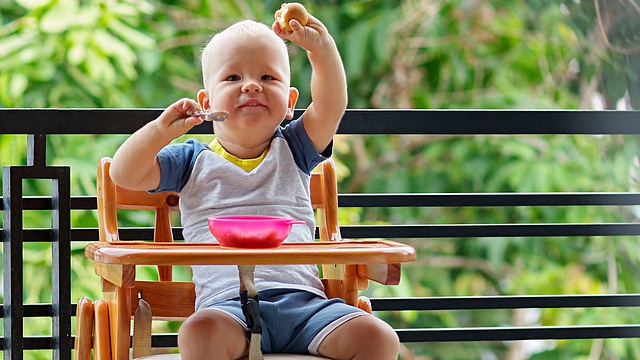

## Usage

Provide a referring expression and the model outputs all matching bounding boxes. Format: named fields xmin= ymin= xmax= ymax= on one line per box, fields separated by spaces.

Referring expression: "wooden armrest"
xmin=357 ymin=263 xmax=402 ymax=285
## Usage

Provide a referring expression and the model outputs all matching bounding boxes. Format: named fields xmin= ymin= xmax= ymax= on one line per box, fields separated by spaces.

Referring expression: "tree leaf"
xmin=9 ymin=73 xmax=28 ymax=99
xmin=601 ymin=57 xmax=628 ymax=105
xmin=15 ymin=0 xmax=51 ymax=10
xmin=39 ymin=0 xmax=78 ymax=34
xmin=107 ymin=18 xmax=155 ymax=49
xmin=627 ymin=53 xmax=640 ymax=110
xmin=344 ymin=22 xmax=369 ymax=79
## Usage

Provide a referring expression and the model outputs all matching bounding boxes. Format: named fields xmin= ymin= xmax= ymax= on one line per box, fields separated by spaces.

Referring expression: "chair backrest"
xmin=96 ymin=156 xmax=343 ymax=319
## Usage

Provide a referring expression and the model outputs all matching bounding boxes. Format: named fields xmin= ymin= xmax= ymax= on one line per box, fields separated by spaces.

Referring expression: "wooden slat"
xmin=73 ymin=297 xmax=93 ymax=360
xmin=93 ymin=299 xmax=112 ymax=360
xmin=309 ymin=172 xmax=324 ymax=208
xmin=129 ymin=281 xmax=195 ymax=319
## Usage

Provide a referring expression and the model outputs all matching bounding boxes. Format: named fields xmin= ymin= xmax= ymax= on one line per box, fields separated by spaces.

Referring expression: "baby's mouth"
xmin=238 ymin=98 xmax=266 ymax=108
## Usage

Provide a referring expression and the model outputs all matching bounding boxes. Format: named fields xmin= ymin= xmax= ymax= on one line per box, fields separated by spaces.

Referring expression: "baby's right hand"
xmin=154 ymin=98 xmax=205 ymax=139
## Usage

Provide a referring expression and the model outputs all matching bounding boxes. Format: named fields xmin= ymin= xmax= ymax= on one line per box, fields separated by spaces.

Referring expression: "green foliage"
xmin=563 ymin=0 xmax=640 ymax=109
xmin=0 ymin=0 xmax=158 ymax=107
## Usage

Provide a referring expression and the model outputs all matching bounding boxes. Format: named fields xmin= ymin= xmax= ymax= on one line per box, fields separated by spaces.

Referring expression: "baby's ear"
xmin=197 ymin=89 xmax=210 ymax=110
xmin=285 ymin=87 xmax=299 ymax=119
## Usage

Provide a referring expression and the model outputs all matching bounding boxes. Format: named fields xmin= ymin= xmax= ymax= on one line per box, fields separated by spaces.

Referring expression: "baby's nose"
xmin=241 ymin=81 xmax=263 ymax=93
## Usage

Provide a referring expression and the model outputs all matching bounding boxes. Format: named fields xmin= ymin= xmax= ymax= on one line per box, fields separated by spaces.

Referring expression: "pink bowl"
xmin=208 ymin=215 xmax=306 ymax=248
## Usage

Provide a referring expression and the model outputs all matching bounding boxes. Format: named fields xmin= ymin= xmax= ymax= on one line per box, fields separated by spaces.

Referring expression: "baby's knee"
xmin=178 ymin=311 xmax=248 ymax=359
xmin=178 ymin=311 xmax=225 ymax=344
xmin=347 ymin=317 xmax=399 ymax=352
xmin=366 ymin=319 xmax=399 ymax=348
xmin=178 ymin=316 xmax=209 ymax=346
xmin=347 ymin=318 xmax=399 ymax=359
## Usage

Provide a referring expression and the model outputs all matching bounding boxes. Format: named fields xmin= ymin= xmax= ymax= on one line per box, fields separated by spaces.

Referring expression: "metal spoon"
xmin=195 ymin=110 xmax=229 ymax=122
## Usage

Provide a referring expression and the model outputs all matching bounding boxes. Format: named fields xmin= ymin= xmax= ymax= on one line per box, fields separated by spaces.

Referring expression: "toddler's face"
xmin=200 ymin=30 xmax=297 ymax=145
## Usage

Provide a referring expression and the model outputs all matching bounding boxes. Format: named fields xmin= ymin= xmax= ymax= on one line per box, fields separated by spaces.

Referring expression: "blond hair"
xmin=201 ymin=20 xmax=290 ymax=89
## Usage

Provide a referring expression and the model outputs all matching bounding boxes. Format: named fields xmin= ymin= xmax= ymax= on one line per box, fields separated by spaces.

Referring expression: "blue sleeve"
xmin=280 ymin=116 xmax=333 ymax=175
xmin=151 ymin=139 xmax=209 ymax=193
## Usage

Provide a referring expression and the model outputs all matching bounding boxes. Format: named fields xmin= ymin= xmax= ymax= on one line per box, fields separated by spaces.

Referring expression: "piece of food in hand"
xmin=275 ymin=3 xmax=309 ymax=31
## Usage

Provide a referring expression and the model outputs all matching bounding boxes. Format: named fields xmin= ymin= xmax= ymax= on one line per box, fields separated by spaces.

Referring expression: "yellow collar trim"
xmin=209 ymin=139 xmax=268 ymax=172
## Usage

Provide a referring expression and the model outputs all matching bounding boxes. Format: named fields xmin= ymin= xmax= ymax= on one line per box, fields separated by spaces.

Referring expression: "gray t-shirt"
xmin=154 ymin=118 xmax=332 ymax=310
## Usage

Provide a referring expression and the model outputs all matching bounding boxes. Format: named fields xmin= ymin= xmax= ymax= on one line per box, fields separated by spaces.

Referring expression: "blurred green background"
xmin=1 ymin=0 xmax=640 ymax=359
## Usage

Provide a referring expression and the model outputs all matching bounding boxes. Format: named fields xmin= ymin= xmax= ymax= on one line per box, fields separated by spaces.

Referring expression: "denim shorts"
xmin=205 ymin=288 xmax=368 ymax=355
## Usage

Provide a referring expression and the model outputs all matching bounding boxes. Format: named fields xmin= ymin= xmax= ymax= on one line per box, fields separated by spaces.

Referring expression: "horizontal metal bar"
xmin=148 ymin=326 xmax=640 ymax=347
xmin=19 ymin=336 xmax=53 ymax=350
xmin=4 ymin=223 xmax=640 ymax=243
xmin=2 ymin=294 xmax=638 ymax=320
xmin=57 ymin=326 xmax=640 ymax=349
xmin=371 ymin=294 xmax=640 ymax=311
xmin=397 ymin=325 xmax=640 ymax=342
xmin=336 ymin=110 xmax=640 ymax=135
xmin=0 ymin=109 xmax=163 ymax=134
xmin=8 ymin=325 xmax=640 ymax=351
xmin=3 ymin=295 xmax=637 ymax=318
xmin=341 ymin=223 xmax=640 ymax=238
xmin=13 ymin=336 xmax=76 ymax=351
xmin=2 ymin=192 xmax=640 ymax=212
xmin=339 ymin=192 xmax=640 ymax=207
xmin=0 ymin=196 xmax=96 ymax=211
xmin=151 ymin=334 xmax=179 ymax=348
xmin=69 ymin=196 xmax=97 ymax=210
xmin=0 ymin=109 xmax=638 ymax=135
xmin=0 ymin=304 xmax=78 ymax=317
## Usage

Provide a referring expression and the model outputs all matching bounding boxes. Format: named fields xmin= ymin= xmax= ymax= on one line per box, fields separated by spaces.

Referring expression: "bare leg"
xmin=317 ymin=315 xmax=399 ymax=360
xmin=178 ymin=309 xmax=248 ymax=360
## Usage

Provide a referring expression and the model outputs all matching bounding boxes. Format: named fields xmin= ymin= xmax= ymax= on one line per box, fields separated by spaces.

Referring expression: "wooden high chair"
xmin=75 ymin=157 xmax=415 ymax=360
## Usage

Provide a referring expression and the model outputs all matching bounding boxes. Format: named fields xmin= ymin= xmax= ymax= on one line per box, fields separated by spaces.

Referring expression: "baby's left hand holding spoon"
xmin=179 ymin=98 xmax=228 ymax=122
xmin=155 ymin=99 xmax=227 ymax=139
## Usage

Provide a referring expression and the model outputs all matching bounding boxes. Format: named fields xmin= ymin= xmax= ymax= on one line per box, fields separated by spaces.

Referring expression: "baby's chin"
xmin=219 ymin=116 xmax=283 ymax=136
xmin=235 ymin=109 xmax=288 ymax=125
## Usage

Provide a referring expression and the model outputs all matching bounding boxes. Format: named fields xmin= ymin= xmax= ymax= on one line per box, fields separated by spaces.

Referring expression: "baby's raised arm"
xmin=110 ymin=98 xmax=204 ymax=191
xmin=274 ymin=12 xmax=347 ymax=153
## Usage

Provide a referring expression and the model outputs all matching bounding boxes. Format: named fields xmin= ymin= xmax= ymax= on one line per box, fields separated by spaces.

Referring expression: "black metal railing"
xmin=2 ymin=109 xmax=640 ymax=358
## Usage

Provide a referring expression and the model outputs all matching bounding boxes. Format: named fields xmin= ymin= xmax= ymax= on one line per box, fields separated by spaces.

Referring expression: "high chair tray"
xmin=86 ymin=240 xmax=416 ymax=266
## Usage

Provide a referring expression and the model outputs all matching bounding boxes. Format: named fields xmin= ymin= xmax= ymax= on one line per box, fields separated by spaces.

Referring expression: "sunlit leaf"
xmin=136 ymin=49 xmax=162 ymax=74
xmin=39 ymin=0 xmax=77 ymax=34
xmin=628 ymin=54 xmax=640 ymax=109
xmin=0 ymin=31 xmax=38 ymax=60
xmin=65 ymin=63 xmax=102 ymax=98
xmin=344 ymin=21 xmax=368 ymax=79
xmin=601 ymin=57 xmax=628 ymax=105
xmin=107 ymin=18 xmax=155 ymax=49
xmin=9 ymin=72 xmax=28 ymax=99
xmin=15 ymin=0 xmax=51 ymax=10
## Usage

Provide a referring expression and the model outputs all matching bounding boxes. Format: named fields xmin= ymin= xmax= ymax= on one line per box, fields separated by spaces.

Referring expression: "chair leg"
xmin=74 ymin=297 xmax=94 ymax=360
xmin=103 ymin=282 xmax=134 ymax=360
xmin=94 ymin=299 xmax=112 ymax=360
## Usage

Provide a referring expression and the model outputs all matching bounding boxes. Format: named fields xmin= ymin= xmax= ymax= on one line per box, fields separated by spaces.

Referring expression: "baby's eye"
xmin=261 ymin=75 xmax=275 ymax=81
xmin=226 ymin=75 xmax=241 ymax=81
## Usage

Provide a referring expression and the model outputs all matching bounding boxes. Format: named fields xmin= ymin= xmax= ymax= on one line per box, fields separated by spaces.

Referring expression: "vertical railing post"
xmin=52 ymin=169 xmax=72 ymax=359
xmin=3 ymin=165 xmax=25 ymax=359
xmin=2 ymin=134 xmax=72 ymax=359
